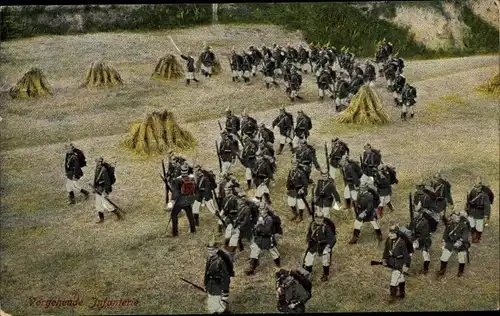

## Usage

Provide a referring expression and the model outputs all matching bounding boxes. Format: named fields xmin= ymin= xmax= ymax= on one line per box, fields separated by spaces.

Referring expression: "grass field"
xmin=0 ymin=25 xmax=498 ymax=314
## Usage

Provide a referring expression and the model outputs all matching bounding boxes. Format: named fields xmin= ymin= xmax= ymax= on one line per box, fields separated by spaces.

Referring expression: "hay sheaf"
xmin=9 ymin=68 xmax=52 ymax=100
xmin=82 ymin=61 xmax=123 ymax=88
xmin=336 ymin=85 xmax=391 ymax=124
xmin=151 ymin=55 xmax=184 ymax=81
xmin=195 ymin=54 xmax=223 ymax=75
xmin=121 ymin=110 xmax=197 ymax=156
xmin=474 ymin=72 xmax=500 ymax=97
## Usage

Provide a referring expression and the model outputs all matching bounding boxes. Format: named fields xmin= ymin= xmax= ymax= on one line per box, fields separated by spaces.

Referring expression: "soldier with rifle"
xmin=302 ymin=210 xmax=337 ymax=282
xmin=192 ymin=165 xmax=218 ymax=227
xmin=374 ymin=163 xmax=397 ymax=218
xmin=92 ymin=157 xmax=123 ymax=223
xmin=317 ymin=67 xmax=335 ymax=100
xmin=339 ymin=157 xmax=363 ymax=211
xmin=263 ymin=55 xmax=279 ymax=89
xmin=168 ymin=163 xmax=197 ymax=237
xmin=245 ymin=201 xmax=282 ymax=275
xmin=251 ymin=151 xmax=275 ymax=204
xmin=200 ymin=45 xmax=216 ymax=78
xmin=241 ymin=136 xmax=259 ymax=190
xmin=328 ymin=138 xmax=350 ymax=180
xmin=272 ymin=107 xmax=294 ymax=155
xmin=292 ymin=110 xmax=312 ymax=152
xmin=216 ymin=173 xmax=241 ymax=234
xmin=236 ymin=194 xmax=259 ymax=252
xmin=287 ymin=159 xmax=310 ymax=222
xmin=309 ymin=43 xmax=320 ymax=72
xmin=466 ymin=177 xmax=493 ymax=244
xmin=289 ymin=68 xmax=303 ymax=102
xmin=413 ymin=180 xmax=439 ymax=233
xmin=240 ymin=110 xmax=258 ymax=140
xmin=294 ymin=139 xmax=321 ymax=182
xmin=257 ymin=123 xmax=274 ymax=145
xmin=349 ymin=183 xmax=383 ymax=244
xmin=437 ymin=211 xmax=470 ymax=278
xmin=383 ymin=59 xmax=398 ymax=91
xmin=180 ymin=50 xmax=200 ymax=85
xmin=401 ymin=82 xmax=418 ymax=120
xmin=64 ymin=143 xmax=89 ymax=205
xmin=230 ymin=49 xmax=243 ymax=82
xmin=430 ymin=172 xmax=455 ymax=226
xmin=361 ymin=143 xmax=382 ymax=185
xmin=313 ymin=170 xmax=342 ymax=219
xmin=334 ymin=78 xmax=350 ymax=112
xmin=221 ymin=185 xmax=241 ymax=254
xmin=407 ymin=194 xmax=433 ymax=275
xmin=249 ymin=45 xmax=263 ymax=76
xmin=285 ymin=43 xmax=300 ymax=70
xmin=363 ymin=60 xmax=376 ymax=86
xmin=218 ymin=131 xmax=239 ymax=175
xmin=241 ymin=50 xmax=253 ymax=83
xmin=275 ymin=268 xmax=312 ymax=313
xmin=298 ymin=44 xmax=310 ymax=74
xmin=224 ymin=108 xmax=241 ymax=138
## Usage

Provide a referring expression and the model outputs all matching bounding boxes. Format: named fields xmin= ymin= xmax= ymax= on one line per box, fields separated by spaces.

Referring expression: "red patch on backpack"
xmin=181 ymin=177 xmax=196 ymax=195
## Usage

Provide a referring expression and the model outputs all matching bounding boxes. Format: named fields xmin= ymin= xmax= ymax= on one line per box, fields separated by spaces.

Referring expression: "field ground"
xmin=0 ymin=25 xmax=498 ymax=314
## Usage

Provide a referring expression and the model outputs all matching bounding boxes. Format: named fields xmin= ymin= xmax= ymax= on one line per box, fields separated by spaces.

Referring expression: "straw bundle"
xmin=9 ymin=68 xmax=52 ymax=100
xmin=82 ymin=61 xmax=123 ymax=88
xmin=151 ymin=55 xmax=184 ymax=81
xmin=486 ymin=72 xmax=500 ymax=96
xmin=336 ymin=85 xmax=390 ymax=124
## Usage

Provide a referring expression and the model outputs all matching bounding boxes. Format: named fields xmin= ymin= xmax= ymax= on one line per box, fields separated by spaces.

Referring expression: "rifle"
xmin=215 ymin=141 xmax=222 ymax=172
xmin=212 ymin=189 xmax=233 ymax=228
xmin=217 ymin=120 xmax=223 ymax=131
xmin=409 ymin=192 xmax=415 ymax=236
xmin=324 ymin=142 xmax=330 ymax=175
xmin=310 ymin=183 xmax=316 ymax=219
xmin=161 ymin=159 xmax=170 ymax=204
xmin=370 ymin=260 xmax=384 ymax=266
xmin=87 ymin=184 xmax=122 ymax=211
xmin=180 ymin=278 xmax=206 ymax=293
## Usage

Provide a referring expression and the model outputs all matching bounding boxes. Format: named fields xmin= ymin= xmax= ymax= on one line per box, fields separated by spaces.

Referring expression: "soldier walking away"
xmin=289 ymin=68 xmax=303 ymax=102
xmin=339 ymin=157 xmax=362 ymax=211
xmin=263 ymin=56 xmax=279 ymax=88
xmin=245 ymin=201 xmax=282 ymax=275
xmin=221 ymin=185 xmax=242 ymax=255
xmin=303 ymin=210 xmax=337 ymax=281
xmin=392 ymin=73 xmax=406 ymax=107
xmin=292 ymin=110 xmax=312 ymax=152
xmin=317 ymin=67 xmax=335 ymax=100
xmin=298 ymin=44 xmax=310 ymax=74
xmin=93 ymin=157 xmax=122 ymax=223
xmin=361 ymin=143 xmax=382 ymax=185
xmin=240 ymin=110 xmax=258 ymax=140
xmin=407 ymin=208 xmax=432 ymax=274
xmin=241 ymin=50 xmax=253 ymax=83
xmin=193 ymin=165 xmax=218 ymax=227
xmin=230 ymin=50 xmax=243 ymax=82
xmin=276 ymin=268 xmax=312 ymax=313
xmin=430 ymin=172 xmax=454 ymax=226
xmin=413 ymin=180 xmax=440 ymax=233
xmin=287 ymin=159 xmax=310 ymax=222
xmin=382 ymin=224 xmax=411 ymax=303
xmin=328 ymin=138 xmax=350 ymax=180
xmin=383 ymin=59 xmax=398 ymax=91
xmin=224 ymin=108 xmax=241 ymax=139
xmin=437 ymin=211 xmax=470 ymax=278
xmin=313 ymin=170 xmax=342 ymax=218
xmin=294 ymin=139 xmax=321 ymax=182
xmin=349 ymin=183 xmax=383 ymax=244
xmin=180 ymin=51 xmax=200 ymax=85
xmin=64 ymin=143 xmax=89 ymax=205
xmin=235 ymin=193 xmax=259 ymax=252
xmin=204 ymin=239 xmax=234 ymax=314
xmin=466 ymin=178 xmax=493 ymax=244
xmin=363 ymin=60 xmax=376 ymax=87
xmin=401 ymin=83 xmax=417 ymax=120
xmin=200 ymin=46 xmax=216 ymax=78
xmin=241 ymin=137 xmax=259 ymax=190
xmin=374 ymin=164 xmax=397 ymax=217
xmin=257 ymin=122 xmax=274 ymax=145
xmin=249 ymin=45 xmax=263 ymax=76
xmin=251 ymin=152 xmax=275 ymax=204
xmin=334 ymin=78 xmax=350 ymax=112
xmin=169 ymin=163 xmax=197 ymax=237
xmin=219 ymin=131 xmax=239 ymax=175
xmin=272 ymin=107 xmax=294 ymax=155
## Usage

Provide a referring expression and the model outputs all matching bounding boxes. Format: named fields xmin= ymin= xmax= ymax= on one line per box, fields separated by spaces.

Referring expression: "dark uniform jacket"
xmin=467 ymin=188 xmax=491 ymax=219
xmin=402 ymin=85 xmax=417 ymax=106
xmin=364 ymin=64 xmax=376 ymax=82
xmin=443 ymin=219 xmax=470 ymax=252
xmin=294 ymin=115 xmax=312 ymax=139
xmin=335 ymin=80 xmax=350 ymax=99
xmin=259 ymin=126 xmax=274 ymax=144
xmin=230 ymin=53 xmax=243 ymax=71
xmin=394 ymin=75 xmax=406 ymax=93
xmin=356 ymin=188 xmax=380 ymax=222
xmin=277 ymin=274 xmax=311 ymax=313
xmin=287 ymin=167 xmax=309 ymax=198
xmin=272 ymin=111 xmax=294 ymax=137
xmin=65 ymin=152 xmax=83 ymax=180
xmin=290 ymin=73 xmax=302 ymax=90
xmin=180 ymin=55 xmax=195 ymax=72
xmin=295 ymin=145 xmax=320 ymax=171
xmin=219 ymin=136 xmax=239 ymax=163
xmin=241 ymin=116 xmax=258 ymax=137
xmin=94 ymin=163 xmax=113 ymax=194
xmin=222 ymin=194 xmax=240 ymax=223
xmin=374 ymin=169 xmax=392 ymax=196
xmin=241 ymin=139 xmax=258 ymax=169
xmin=172 ymin=175 xmax=197 ymax=207
xmin=329 ymin=141 xmax=349 ymax=168
xmin=253 ymin=212 xmax=277 ymax=250
xmin=383 ymin=236 xmax=410 ymax=270
xmin=204 ymin=250 xmax=234 ymax=295
xmin=251 ymin=157 xmax=274 ymax=187
xmin=349 ymin=76 xmax=364 ymax=95
xmin=237 ymin=198 xmax=258 ymax=241
xmin=361 ymin=149 xmax=382 ymax=176
xmin=318 ymin=71 xmax=333 ymax=90
xmin=225 ymin=115 xmax=240 ymax=135
xmin=408 ymin=213 xmax=432 ymax=250
xmin=314 ymin=179 xmax=341 ymax=207
xmin=241 ymin=54 xmax=253 ymax=71
xmin=298 ymin=47 xmax=309 ymax=64
xmin=431 ymin=178 xmax=453 ymax=212
xmin=342 ymin=160 xmax=362 ymax=189
xmin=307 ymin=219 xmax=336 ymax=254
xmin=201 ymin=50 xmax=216 ymax=67
xmin=264 ymin=59 xmax=276 ymax=77
xmin=195 ymin=171 xmax=213 ymax=201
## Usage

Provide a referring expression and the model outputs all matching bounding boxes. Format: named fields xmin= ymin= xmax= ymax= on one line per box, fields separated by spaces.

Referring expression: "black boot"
xmin=345 ymin=198 xmax=352 ymax=210
xmin=245 ymin=258 xmax=258 ymax=275
xmin=232 ymin=77 xmax=236 ymax=82
xmin=397 ymin=282 xmax=406 ymax=298
xmin=277 ymin=144 xmax=285 ymax=155
xmin=298 ymin=209 xmax=304 ymax=222
xmin=394 ymin=98 xmax=400 ymax=106
xmin=375 ymin=229 xmax=383 ymax=242
xmin=274 ymin=257 xmax=281 ymax=267
xmin=96 ymin=212 xmax=104 ymax=224
xmin=112 ymin=210 xmax=123 ymax=220
xmin=403 ymin=112 xmax=407 ymax=121
xmin=247 ymin=180 xmax=252 ymax=190
xmin=218 ymin=224 xmax=223 ymax=235
xmin=194 ymin=214 xmax=200 ymax=226
xmin=303 ymin=265 xmax=312 ymax=273
xmin=291 ymin=207 xmax=298 ymax=221
xmin=389 ymin=286 xmax=398 ymax=303
xmin=410 ymin=113 xmax=414 ymax=119
xmin=186 ymin=79 xmax=190 ymax=85
xmin=238 ymin=239 xmax=244 ymax=251
xmin=266 ymin=83 xmax=270 ymax=89
xmin=400 ymin=112 xmax=404 ymax=120
xmin=224 ymin=238 xmax=230 ymax=247
xmin=321 ymin=266 xmax=329 ymax=282
xmin=68 ymin=192 xmax=76 ymax=205
xmin=457 ymin=263 xmax=465 ymax=277
xmin=348 ymin=229 xmax=360 ymax=244
xmin=80 ymin=189 xmax=89 ymax=200
xmin=193 ymin=78 xmax=199 ymax=82
xmin=437 ymin=261 xmax=447 ymax=277
xmin=386 ymin=202 xmax=395 ymax=212
xmin=421 ymin=261 xmax=430 ymax=275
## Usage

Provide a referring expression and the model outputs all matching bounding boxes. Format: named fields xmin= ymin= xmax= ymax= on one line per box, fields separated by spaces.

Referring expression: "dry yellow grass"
xmin=337 ymin=86 xmax=391 ymax=124
xmin=82 ymin=61 xmax=123 ymax=88
xmin=151 ymin=55 xmax=184 ymax=82
xmin=0 ymin=26 xmax=498 ymax=315
xmin=9 ymin=67 xmax=52 ymax=100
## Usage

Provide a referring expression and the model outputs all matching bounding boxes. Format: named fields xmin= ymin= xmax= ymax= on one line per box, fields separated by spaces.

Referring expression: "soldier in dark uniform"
xmin=317 ymin=67 xmax=335 ymax=100
xmin=392 ymin=73 xmax=406 ymax=107
xmin=374 ymin=164 xmax=395 ymax=218
xmin=289 ymin=68 xmax=303 ymax=102
xmin=245 ymin=201 xmax=282 ymax=275
xmin=219 ymin=131 xmax=239 ymax=175
xmin=361 ymin=143 xmax=382 ymax=185
xmin=363 ymin=60 xmax=376 ymax=86
xmin=200 ymin=46 xmax=216 ymax=78
xmin=180 ymin=52 xmax=200 ymax=85
xmin=257 ymin=123 xmax=274 ymax=145
xmin=466 ymin=178 xmax=493 ymax=244
xmin=303 ymin=210 xmax=337 ymax=282
xmin=430 ymin=172 xmax=454 ymax=225
xmin=64 ymin=143 xmax=89 ymax=205
xmin=298 ymin=44 xmax=310 ymax=74
xmin=225 ymin=109 xmax=241 ymax=137
xmin=401 ymin=83 xmax=417 ymax=120
xmin=407 ymin=208 xmax=432 ymax=274
xmin=204 ymin=239 xmax=234 ymax=314
xmin=294 ymin=139 xmax=321 ymax=182
xmin=262 ymin=45 xmax=273 ymax=59
xmin=382 ymin=225 xmax=412 ymax=303
xmin=249 ymin=45 xmax=263 ymax=76
xmin=339 ymin=157 xmax=362 ymax=211
xmin=242 ymin=136 xmax=259 ymax=190
xmin=313 ymin=170 xmax=342 ymax=218
xmin=193 ymin=165 xmax=217 ymax=227
xmin=328 ymin=138 xmax=350 ymax=180
xmin=216 ymin=173 xmax=241 ymax=233
xmin=383 ymin=60 xmax=398 ymax=91
xmin=276 ymin=268 xmax=312 ymax=313
xmin=240 ymin=110 xmax=258 ymax=139
xmin=241 ymin=51 xmax=253 ymax=83
xmin=263 ymin=56 xmax=279 ymax=88
xmin=287 ymin=159 xmax=310 ymax=222
xmin=221 ymin=185 xmax=240 ymax=254
xmin=230 ymin=50 xmax=243 ymax=82
xmin=286 ymin=43 xmax=299 ymax=70
xmin=236 ymin=193 xmax=259 ymax=251
xmin=413 ymin=180 xmax=439 ymax=233
xmin=334 ymin=78 xmax=350 ymax=112
xmin=349 ymin=183 xmax=383 ymax=244
xmin=437 ymin=211 xmax=470 ymax=278
xmin=93 ymin=157 xmax=122 ymax=223
xmin=349 ymin=74 xmax=364 ymax=97
xmin=272 ymin=107 xmax=294 ymax=155
xmin=292 ymin=111 xmax=312 ymax=152
xmin=309 ymin=44 xmax=320 ymax=71
xmin=169 ymin=163 xmax=197 ymax=237
xmin=251 ymin=152 xmax=275 ymax=204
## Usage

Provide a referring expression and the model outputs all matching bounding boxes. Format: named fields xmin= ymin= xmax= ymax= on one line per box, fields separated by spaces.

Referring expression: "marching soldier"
xmin=383 ymin=59 xmax=398 ymax=91
xmin=263 ymin=56 xmax=279 ymax=88
xmin=287 ymin=159 xmax=310 ymax=222
xmin=219 ymin=131 xmax=239 ymax=175
xmin=241 ymin=137 xmax=259 ymax=190
xmin=361 ymin=143 xmax=382 ymax=185
xmin=93 ymin=157 xmax=122 ymax=223
xmin=382 ymin=224 xmax=411 ymax=303
xmin=169 ymin=163 xmax=197 ymax=237
xmin=276 ymin=268 xmax=312 ymax=313
xmin=225 ymin=108 xmax=241 ymax=137
xmin=245 ymin=201 xmax=282 ymax=275
xmin=289 ymin=68 xmax=303 ymax=102
xmin=339 ymin=157 xmax=363 ymax=211
xmin=295 ymin=139 xmax=321 ymax=182
xmin=236 ymin=193 xmax=259 ymax=250
xmin=240 ymin=110 xmax=258 ymax=139
xmin=313 ymin=170 xmax=342 ymax=218
xmin=222 ymin=185 xmax=241 ymax=254
xmin=64 ymin=143 xmax=89 ymax=205
xmin=286 ymin=43 xmax=300 ymax=70
xmin=272 ymin=107 xmax=294 ymax=155
xmin=257 ymin=123 xmax=274 ymax=145
xmin=298 ymin=44 xmax=310 ymax=74
xmin=328 ymin=138 xmax=350 ymax=180
xmin=392 ymin=73 xmax=406 ymax=107
xmin=251 ymin=152 xmax=275 ymax=204
xmin=309 ymin=44 xmax=320 ymax=72
xmin=241 ymin=51 xmax=253 ymax=82
xmin=401 ymin=83 xmax=417 ymax=120
xmin=437 ymin=211 xmax=470 ymax=278
xmin=193 ymin=165 xmax=218 ymax=227
xmin=249 ymin=45 xmax=263 ymax=76
xmin=200 ymin=46 xmax=216 ymax=78
xmin=262 ymin=45 xmax=273 ymax=59
xmin=407 ymin=208 xmax=432 ymax=274
xmin=292 ymin=110 xmax=312 ymax=152
xmin=334 ymin=78 xmax=350 ymax=112
xmin=413 ymin=180 xmax=439 ymax=233
xmin=303 ymin=210 xmax=337 ymax=281
xmin=349 ymin=74 xmax=364 ymax=97
xmin=374 ymin=164 xmax=396 ymax=218
xmin=349 ymin=183 xmax=383 ymax=244
xmin=230 ymin=50 xmax=243 ymax=82
xmin=180 ymin=51 xmax=200 ymax=85
xmin=430 ymin=172 xmax=454 ymax=225
xmin=204 ymin=239 xmax=234 ymax=314
xmin=466 ymin=178 xmax=493 ymax=243
xmin=272 ymin=45 xmax=286 ymax=77
xmin=363 ymin=60 xmax=376 ymax=86
xmin=317 ymin=67 xmax=335 ymax=100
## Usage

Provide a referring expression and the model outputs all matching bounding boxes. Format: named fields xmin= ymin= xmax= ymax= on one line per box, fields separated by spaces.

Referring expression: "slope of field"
xmin=0 ymin=26 xmax=498 ymax=315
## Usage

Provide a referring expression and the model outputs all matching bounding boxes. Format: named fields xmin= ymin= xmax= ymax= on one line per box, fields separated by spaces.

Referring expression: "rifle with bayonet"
xmin=87 ymin=184 xmax=122 ymax=211
xmin=180 ymin=277 xmax=206 ymax=293
xmin=215 ymin=141 xmax=222 ymax=172
xmin=324 ymin=142 xmax=330 ymax=175
xmin=409 ymin=192 xmax=415 ymax=236
xmin=161 ymin=159 xmax=171 ymax=204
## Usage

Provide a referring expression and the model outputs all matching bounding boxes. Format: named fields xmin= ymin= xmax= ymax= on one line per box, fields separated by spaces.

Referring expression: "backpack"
xmin=203 ymin=170 xmax=217 ymax=191
xmin=290 ymin=269 xmax=312 ymax=298
xmin=386 ymin=166 xmax=398 ymax=185
xmin=234 ymin=116 xmax=241 ymax=131
xmin=73 ymin=148 xmax=87 ymax=168
xmin=350 ymin=160 xmax=363 ymax=178
xmin=180 ymin=176 xmax=196 ymax=195
xmin=269 ymin=210 xmax=283 ymax=235
xmin=102 ymin=163 xmax=116 ymax=185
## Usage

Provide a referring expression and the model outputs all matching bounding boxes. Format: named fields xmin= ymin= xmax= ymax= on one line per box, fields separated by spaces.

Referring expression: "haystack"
xmin=82 ymin=62 xmax=123 ymax=88
xmin=485 ymin=72 xmax=500 ymax=96
xmin=151 ymin=55 xmax=184 ymax=81
xmin=9 ymin=68 xmax=52 ymax=100
xmin=337 ymin=85 xmax=390 ymax=124
xmin=121 ymin=110 xmax=197 ymax=156
xmin=196 ymin=55 xmax=223 ymax=75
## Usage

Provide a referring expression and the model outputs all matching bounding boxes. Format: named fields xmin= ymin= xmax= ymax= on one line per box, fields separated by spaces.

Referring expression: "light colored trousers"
xmin=207 ymin=294 xmax=227 ymax=314
xmin=249 ymin=241 xmax=280 ymax=259
xmin=225 ymin=224 xmax=240 ymax=247
xmin=95 ymin=193 xmax=116 ymax=212
xmin=65 ymin=178 xmax=82 ymax=193
xmin=287 ymin=196 xmax=305 ymax=210
xmin=390 ymin=269 xmax=405 ymax=286
xmin=440 ymin=248 xmax=466 ymax=264
xmin=304 ymin=249 xmax=331 ymax=266
xmin=468 ymin=217 xmax=484 ymax=232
